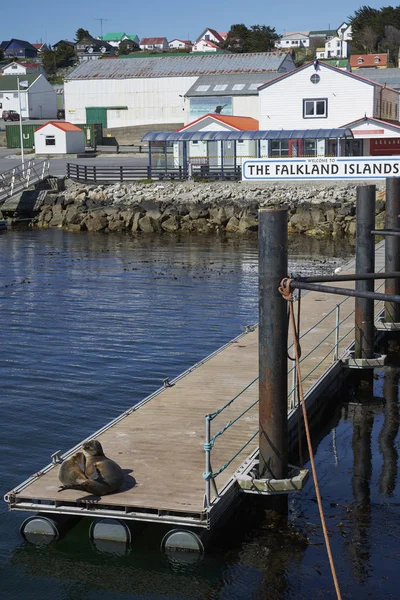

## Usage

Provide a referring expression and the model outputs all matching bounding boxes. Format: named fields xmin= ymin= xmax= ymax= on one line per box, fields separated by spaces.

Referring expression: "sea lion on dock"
xmin=58 ymin=452 xmax=88 ymax=488
xmin=58 ymin=439 xmax=124 ymax=496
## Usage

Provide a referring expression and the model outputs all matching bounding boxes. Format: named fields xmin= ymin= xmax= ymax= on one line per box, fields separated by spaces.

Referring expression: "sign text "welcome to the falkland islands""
xmin=242 ymin=157 xmax=400 ymax=181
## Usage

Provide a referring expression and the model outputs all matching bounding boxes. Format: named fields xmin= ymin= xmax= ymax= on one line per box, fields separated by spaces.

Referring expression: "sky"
xmin=0 ymin=0 xmax=392 ymax=46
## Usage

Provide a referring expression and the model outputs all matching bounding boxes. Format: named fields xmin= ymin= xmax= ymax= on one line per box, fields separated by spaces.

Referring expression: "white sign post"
xmin=242 ymin=157 xmax=400 ymax=181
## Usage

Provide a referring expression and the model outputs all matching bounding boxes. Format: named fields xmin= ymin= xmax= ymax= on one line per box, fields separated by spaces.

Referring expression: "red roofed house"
xmin=34 ymin=122 xmax=85 ymax=154
xmin=168 ymin=39 xmax=192 ymax=51
xmin=172 ymin=113 xmax=260 ymax=169
xmin=140 ymin=37 xmax=169 ymax=52
xmin=192 ymin=28 xmax=225 ymax=52
xmin=350 ymin=53 xmax=388 ymax=70
xmin=32 ymin=43 xmax=50 ymax=54
xmin=2 ymin=61 xmax=46 ymax=77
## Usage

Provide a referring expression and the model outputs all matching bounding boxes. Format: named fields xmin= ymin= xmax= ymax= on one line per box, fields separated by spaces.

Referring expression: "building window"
xmin=11 ymin=65 xmax=17 ymax=69
xmin=237 ymin=140 xmax=244 ymax=144
xmin=304 ymin=139 xmax=317 ymax=156
xmin=310 ymin=74 xmax=320 ymax=84
xmin=358 ymin=57 xmax=363 ymax=64
xmin=45 ymin=136 xmax=56 ymax=146
xmin=271 ymin=140 xmax=289 ymax=157
xmin=303 ymin=98 xmax=328 ymax=118
xmin=374 ymin=56 xmax=380 ymax=63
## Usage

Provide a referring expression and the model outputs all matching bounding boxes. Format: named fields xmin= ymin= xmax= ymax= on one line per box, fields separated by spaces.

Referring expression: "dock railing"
xmin=0 ymin=159 xmax=50 ymax=203
xmin=204 ymin=277 xmax=386 ymax=506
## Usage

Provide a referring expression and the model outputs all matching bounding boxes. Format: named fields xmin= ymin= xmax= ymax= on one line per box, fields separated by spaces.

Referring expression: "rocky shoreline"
xmin=26 ymin=179 xmax=387 ymax=239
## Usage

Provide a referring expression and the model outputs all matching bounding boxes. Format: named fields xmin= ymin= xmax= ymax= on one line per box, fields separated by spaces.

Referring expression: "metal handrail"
xmin=203 ymin=269 xmax=387 ymax=505
xmin=0 ymin=159 xmax=50 ymax=202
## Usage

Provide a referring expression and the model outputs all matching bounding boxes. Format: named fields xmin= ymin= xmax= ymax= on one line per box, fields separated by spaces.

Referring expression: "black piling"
xmin=258 ymin=207 xmax=288 ymax=481
xmin=385 ymin=178 xmax=400 ymax=323
xmin=355 ymin=185 xmax=376 ymax=359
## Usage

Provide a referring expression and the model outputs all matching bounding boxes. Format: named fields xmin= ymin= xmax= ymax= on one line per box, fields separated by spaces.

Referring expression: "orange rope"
xmin=279 ymin=278 xmax=342 ymax=600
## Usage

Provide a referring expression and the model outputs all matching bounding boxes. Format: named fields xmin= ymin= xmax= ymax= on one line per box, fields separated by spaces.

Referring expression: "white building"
xmin=139 ymin=37 xmax=169 ymax=51
xmin=336 ymin=22 xmax=352 ymax=41
xmin=191 ymin=39 xmax=221 ymax=52
xmin=2 ymin=62 xmax=46 ymax=77
xmin=322 ymin=36 xmax=350 ymax=59
xmin=258 ymin=61 xmax=400 ymax=156
xmin=194 ymin=28 xmax=226 ymax=46
xmin=275 ymin=31 xmax=310 ymax=49
xmin=34 ymin=122 xmax=85 ymax=154
xmin=64 ymin=52 xmax=295 ymax=129
xmin=0 ymin=74 xmax=57 ymax=119
xmin=169 ymin=39 xmax=192 ymax=51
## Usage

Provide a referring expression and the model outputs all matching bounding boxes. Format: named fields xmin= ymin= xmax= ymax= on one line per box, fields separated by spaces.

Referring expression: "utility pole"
xmin=96 ymin=18 xmax=108 ymax=38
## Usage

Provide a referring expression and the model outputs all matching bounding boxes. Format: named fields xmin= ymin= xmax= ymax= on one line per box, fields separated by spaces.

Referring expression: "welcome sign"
xmin=242 ymin=157 xmax=400 ymax=181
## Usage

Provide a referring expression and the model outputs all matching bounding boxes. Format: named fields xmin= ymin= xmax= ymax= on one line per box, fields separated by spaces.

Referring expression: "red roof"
xmin=179 ymin=113 xmax=259 ymax=131
xmin=34 ymin=122 xmax=83 ymax=133
xmin=169 ymin=39 xmax=192 ymax=45
xmin=206 ymin=28 xmax=224 ymax=44
xmin=19 ymin=62 xmax=40 ymax=68
xmin=140 ymin=37 xmax=167 ymax=45
xmin=350 ymin=53 xmax=388 ymax=68
xmin=194 ymin=40 xmax=220 ymax=49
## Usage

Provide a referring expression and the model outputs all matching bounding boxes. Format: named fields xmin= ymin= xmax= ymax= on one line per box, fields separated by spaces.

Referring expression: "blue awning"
xmin=142 ymin=128 xmax=353 ymax=142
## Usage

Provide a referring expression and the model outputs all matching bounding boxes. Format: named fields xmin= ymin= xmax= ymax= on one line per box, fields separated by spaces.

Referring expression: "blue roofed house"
xmin=0 ymin=39 xmax=38 ymax=59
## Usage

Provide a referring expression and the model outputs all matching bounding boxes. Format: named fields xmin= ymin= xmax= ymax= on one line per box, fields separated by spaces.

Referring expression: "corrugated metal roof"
xmin=142 ymin=128 xmax=354 ymax=142
xmin=0 ymin=74 xmax=39 ymax=90
xmin=66 ymin=52 xmax=291 ymax=80
xmin=185 ymin=73 xmax=279 ymax=96
xmin=355 ymin=67 xmax=400 ymax=89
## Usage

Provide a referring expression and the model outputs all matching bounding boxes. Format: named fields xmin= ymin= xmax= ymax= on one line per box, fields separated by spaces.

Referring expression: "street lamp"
xmin=17 ymin=76 xmax=29 ymax=172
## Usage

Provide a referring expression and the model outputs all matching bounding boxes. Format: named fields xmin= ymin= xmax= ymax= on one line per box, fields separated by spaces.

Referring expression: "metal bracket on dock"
xmin=163 ymin=378 xmax=173 ymax=389
xmin=245 ymin=324 xmax=255 ymax=333
xmin=375 ymin=319 xmax=400 ymax=332
xmin=235 ymin=460 xmax=309 ymax=496
xmin=344 ymin=352 xmax=387 ymax=369
xmin=51 ymin=451 xmax=63 ymax=465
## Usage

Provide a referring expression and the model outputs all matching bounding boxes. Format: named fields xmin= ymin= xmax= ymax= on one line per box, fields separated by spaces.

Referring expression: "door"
xmin=86 ymin=107 xmax=107 ymax=129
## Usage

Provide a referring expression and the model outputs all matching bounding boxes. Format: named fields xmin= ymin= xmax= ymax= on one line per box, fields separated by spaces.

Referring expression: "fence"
xmin=66 ymin=163 xmax=242 ymax=183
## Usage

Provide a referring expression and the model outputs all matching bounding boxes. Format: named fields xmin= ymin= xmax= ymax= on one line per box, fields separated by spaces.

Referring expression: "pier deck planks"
xmin=11 ymin=243 xmax=386 ymax=516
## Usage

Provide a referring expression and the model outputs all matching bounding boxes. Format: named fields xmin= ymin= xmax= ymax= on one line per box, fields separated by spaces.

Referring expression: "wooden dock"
xmin=4 ymin=242 xmax=387 ymax=528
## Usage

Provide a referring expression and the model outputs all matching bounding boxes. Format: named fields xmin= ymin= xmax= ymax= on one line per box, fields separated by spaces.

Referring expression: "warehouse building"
xmin=64 ymin=52 xmax=295 ymax=129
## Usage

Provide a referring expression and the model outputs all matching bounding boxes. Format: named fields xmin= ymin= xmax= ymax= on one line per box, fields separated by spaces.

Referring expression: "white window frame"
xmin=45 ymin=135 xmax=56 ymax=146
xmin=303 ymin=98 xmax=328 ymax=119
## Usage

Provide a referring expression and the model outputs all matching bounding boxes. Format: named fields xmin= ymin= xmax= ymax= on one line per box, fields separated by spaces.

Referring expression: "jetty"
xmin=4 ymin=180 xmax=400 ymax=552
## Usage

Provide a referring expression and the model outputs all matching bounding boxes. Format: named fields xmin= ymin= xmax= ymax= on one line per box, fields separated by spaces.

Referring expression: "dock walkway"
xmin=5 ymin=242 xmax=386 ymax=528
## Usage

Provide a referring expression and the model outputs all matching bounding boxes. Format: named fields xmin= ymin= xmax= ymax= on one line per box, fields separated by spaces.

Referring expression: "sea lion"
xmin=58 ymin=439 xmax=124 ymax=496
xmin=58 ymin=452 xmax=88 ymax=488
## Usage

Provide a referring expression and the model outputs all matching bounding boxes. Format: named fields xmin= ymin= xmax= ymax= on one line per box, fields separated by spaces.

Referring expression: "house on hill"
xmin=169 ymin=39 xmax=192 ymax=51
xmin=350 ymin=54 xmax=388 ymax=70
xmin=1 ymin=62 xmax=47 ymax=77
xmin=139 ymin=38 xmax=169 ymax=52
xmin=98 ymin=33 xmax=140 ymax=49
xmin=75 ymin=37 xmax=115 ymax=62
xmin=0 ymin=39 xmax=38 ymax=59
xmin=275 ymin=32 xmax=310 ymax=49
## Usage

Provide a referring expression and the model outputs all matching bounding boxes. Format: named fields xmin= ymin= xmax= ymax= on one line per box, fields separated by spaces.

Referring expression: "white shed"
xmin=34 ymin=122 xmax=85 ymax=154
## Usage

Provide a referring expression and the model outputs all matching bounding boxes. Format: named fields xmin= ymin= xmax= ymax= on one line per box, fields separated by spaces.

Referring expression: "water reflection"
xmin=379 ymin=369 xmax=400 ymax=496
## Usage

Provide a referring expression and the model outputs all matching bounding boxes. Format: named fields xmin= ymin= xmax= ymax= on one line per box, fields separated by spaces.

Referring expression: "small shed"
xmin=34 ymin=122 xmax=85 ymax=154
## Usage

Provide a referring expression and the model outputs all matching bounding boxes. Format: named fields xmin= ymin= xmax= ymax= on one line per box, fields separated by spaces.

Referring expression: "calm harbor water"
xmin=0 ymin=229 xmax=399 ymax=599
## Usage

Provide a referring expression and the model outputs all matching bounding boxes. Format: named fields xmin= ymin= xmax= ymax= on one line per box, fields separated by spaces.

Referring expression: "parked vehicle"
xmin=57 ymin=109 xmax=65 ymax=120
xmin=2 ymin=110 xmax=20 ymax=122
